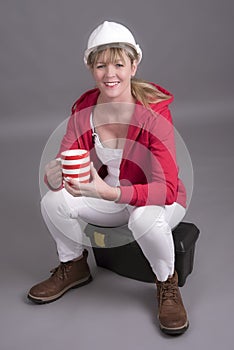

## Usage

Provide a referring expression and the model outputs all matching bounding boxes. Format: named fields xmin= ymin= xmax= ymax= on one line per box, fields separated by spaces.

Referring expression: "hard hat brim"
xmin=84 ymin=42 xmax=142 ymax=65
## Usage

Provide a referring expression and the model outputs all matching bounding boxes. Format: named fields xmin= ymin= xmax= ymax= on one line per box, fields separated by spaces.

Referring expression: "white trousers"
xmin=41 ymin=189 xmax=186 ymax=281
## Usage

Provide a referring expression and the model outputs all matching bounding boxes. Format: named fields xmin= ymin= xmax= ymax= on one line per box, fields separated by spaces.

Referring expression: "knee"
xmin=41 ymin=190 xmax=64 ymax=214
xmin=128 ymin=205 xmax=167 ymax=239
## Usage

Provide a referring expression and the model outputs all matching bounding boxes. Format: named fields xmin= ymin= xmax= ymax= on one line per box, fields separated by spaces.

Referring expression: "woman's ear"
xmin=131 ymin=60 xmax=138 ymax=77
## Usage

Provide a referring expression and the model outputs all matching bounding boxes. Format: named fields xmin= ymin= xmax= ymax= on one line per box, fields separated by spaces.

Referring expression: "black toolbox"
xmin=85 ymin=222 xmax=200 ymax=287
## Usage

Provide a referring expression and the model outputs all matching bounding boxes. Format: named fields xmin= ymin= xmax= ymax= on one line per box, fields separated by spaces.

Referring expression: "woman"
xmin=28 ymin=21 xmax=188 ymax=335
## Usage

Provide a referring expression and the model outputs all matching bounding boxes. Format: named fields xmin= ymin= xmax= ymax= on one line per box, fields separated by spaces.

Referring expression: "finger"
xmin=54 ymin=172 xmax=63 ymax=182
xmin=48 ymin=172 xmax=62 ymax=187
xmin=90 ymin=162 xmax=98 ymax=179
xmin=48 ymin=168 xmax=61 ymax=177
xmin=45 ymin=161 xmax=61 ymax=174
xmin=65 ymin=178 xmax=86 ymax=194
xmin=64 ymin=177 xmax=79 ymax=187
xmin=50 ymin=159 xmax=59 ymax=168
xmin=64 ymin=179 xmax=81 ymax=197
xmin=47 ymin=162 xmax=62 ymax=173
xmin=64 ymin=179 xmax=74 ymax=192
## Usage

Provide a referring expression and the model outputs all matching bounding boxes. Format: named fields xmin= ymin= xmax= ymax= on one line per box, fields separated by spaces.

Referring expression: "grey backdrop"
xmin=1 ymin=1 xmax=234 ymax=350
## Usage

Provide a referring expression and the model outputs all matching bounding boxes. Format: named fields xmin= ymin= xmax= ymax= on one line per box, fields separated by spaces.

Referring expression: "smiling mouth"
xmin=104 ymin=82 xmax=120 ymax=87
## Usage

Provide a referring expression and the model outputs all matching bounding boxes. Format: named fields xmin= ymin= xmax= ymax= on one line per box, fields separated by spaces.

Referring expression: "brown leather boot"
xmin=155 ymin=271 xmax=189 ymax=335
xmin=27 ymin=249 xmax=92 ymax=304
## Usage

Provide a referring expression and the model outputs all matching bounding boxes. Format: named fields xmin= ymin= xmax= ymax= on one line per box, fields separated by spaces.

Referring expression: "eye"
xmin=116 ymin=63 xmax=124 ymax=67
xmin=96 ymin=64 xmax=105 ymax=69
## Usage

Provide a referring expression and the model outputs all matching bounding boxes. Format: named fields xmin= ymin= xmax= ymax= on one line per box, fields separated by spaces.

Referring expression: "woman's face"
xmin=91 ymin=49 xmax=137 ymax=103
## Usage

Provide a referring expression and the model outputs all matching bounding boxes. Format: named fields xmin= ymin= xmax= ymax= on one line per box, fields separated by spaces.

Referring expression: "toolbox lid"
xmin=85 ymin=222 xmax=200 ymax=251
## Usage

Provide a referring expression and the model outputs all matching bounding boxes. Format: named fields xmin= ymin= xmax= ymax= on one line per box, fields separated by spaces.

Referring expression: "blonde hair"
xmin=87 ymin=45 xmax=171 ymax=108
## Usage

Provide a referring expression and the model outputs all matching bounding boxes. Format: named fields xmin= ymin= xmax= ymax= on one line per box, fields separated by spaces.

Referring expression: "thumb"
xmin=64 ymin=177 xmax=78 ymax=187
xmin=90 ymin=162 xmax=98 ymax=179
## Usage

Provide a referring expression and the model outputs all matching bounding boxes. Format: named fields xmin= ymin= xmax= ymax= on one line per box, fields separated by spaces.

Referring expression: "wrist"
xmin=114 ymin=187 xmax=121 ymax=202
xmin=103 ymin=186 xmax=121 ymax=202
xmin=47 ymin=180 xmax=63 ymax=191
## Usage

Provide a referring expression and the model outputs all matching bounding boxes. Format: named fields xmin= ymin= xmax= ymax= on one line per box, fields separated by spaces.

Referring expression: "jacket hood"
xmin=71 ymin=83 xmax=174 ymax=114
xmin=148 ymin=82 xmax=174 ymax=111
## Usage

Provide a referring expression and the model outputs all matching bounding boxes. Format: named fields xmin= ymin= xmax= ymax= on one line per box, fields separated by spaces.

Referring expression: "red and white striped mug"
xmin=59 ymin=149 xmax=90 ymax=183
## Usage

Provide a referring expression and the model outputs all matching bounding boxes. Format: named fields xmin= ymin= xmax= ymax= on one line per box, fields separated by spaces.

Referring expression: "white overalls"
xmin=41 ymin=114 xmax=186 ymax=281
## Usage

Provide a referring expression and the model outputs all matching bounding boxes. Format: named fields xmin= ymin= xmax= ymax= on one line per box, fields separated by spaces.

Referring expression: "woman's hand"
xmin=64 ymin=162 xmax=120 ymax=201
xmin=45 ymin=159 xmax=62 ymax=190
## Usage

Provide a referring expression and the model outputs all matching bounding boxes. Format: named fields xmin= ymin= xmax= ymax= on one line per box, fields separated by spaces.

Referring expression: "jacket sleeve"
xmin=56 ymin=113 xmax=80 ymax=158
xmin=43 ymin=89 xmax=98 ymax=191
xmin=44 ymin=113 xmax=80 ymax=191
xmin=117 ymin=107 xmax=179 ymax=206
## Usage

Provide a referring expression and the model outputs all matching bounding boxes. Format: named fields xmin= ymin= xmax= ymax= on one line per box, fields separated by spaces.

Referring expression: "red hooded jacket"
xmin=49 ymin=84 xmax=187 ymax=208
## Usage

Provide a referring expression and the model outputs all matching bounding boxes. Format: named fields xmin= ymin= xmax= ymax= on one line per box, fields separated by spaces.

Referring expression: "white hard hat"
xmin=84 ymin=21 xmax=142 ymax=65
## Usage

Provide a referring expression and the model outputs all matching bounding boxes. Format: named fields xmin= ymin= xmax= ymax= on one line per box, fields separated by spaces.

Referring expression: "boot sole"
xmin=27 ymin=275 xmax=93 ymax=304
xmin=159 ymin=320 xmax=189 ymax=336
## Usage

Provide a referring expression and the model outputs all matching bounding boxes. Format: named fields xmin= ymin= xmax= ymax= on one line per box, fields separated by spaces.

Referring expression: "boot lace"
xmin=50 ymin=262 xmax=72 ymax=280
xmin=159 ymin=279 xmax=178 ymax=304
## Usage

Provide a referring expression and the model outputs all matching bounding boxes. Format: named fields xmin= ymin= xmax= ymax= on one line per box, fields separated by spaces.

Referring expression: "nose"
xmin=105 ymin=64 xmax=116 ymax=77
